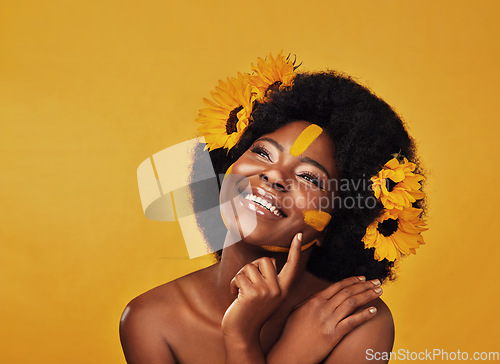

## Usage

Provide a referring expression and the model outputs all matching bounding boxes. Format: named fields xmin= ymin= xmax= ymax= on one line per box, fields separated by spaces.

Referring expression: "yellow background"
xmin=1 ymin=1 xmax=499 ymax=363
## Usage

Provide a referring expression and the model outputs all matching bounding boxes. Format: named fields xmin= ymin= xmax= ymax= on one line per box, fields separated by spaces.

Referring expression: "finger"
xmin=250 ymin=257 xmax=278 ymax=279
xmin=315 ymin=276 xmax=367 ymax=300
xmin=229 ymin=271 xmax=253 ymax=295
xmin=241 ymin=263 xmax=267 ymax=285
xmin=334 ymin=306 xmax=378 ymax=339
xmin=326 ymin=279 xmax=381 ymax=310
xmin=271 ymin=257 xmax=276 ymax=271
xmin=286 ymin=232 xmax=302 ymax=266
xmin=277 ymin=232 xmax=303 ymax=291
xmin=250 ymin=258 xmax=280 ymax=294
xmin=331 ymin=287 xmax=383 ymax=322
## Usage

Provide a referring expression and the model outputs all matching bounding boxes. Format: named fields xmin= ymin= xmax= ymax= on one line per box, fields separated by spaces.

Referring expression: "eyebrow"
xmin=257 ymin=137 xmax=284 ymax=152
xmin=299 ymin=155 xmax=331 ymax=180
xmin=255 ymin=137 xmax=331 ymax=179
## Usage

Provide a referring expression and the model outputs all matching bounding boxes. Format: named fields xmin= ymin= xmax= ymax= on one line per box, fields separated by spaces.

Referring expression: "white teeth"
xmin=244 ymin=193 xmax=283 ymax=217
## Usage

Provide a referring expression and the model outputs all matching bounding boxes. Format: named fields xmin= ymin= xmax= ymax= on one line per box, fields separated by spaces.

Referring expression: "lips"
xmin=239 ymin=186 xmax=287 ymax=218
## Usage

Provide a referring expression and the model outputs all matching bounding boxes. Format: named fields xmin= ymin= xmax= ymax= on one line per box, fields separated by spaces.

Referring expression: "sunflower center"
xmin=391 ymin=153 xmax=406 ymax=163
xmin=386 ymin=178 xmax=397 ymax=192
xmin=378 ymin=218 xmax=399 ymax=237
xmin=226 ymin=105 xmax=243 ymax=135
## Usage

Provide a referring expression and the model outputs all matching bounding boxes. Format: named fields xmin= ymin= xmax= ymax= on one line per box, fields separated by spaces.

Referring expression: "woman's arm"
xmin=223 ymin=332 xmax=266 ymax=364
xmin=266 ymin=278 xmax=385 ymax=364
xmin=222 ymin=233 xmax=304 ymax=364
xmin=119 ymin=298 xmax=177 ymax=364
xmin=222 ymin=233 xmax=386 ymax=364
xmin=322 ymin=298 xmax=394 ymax=364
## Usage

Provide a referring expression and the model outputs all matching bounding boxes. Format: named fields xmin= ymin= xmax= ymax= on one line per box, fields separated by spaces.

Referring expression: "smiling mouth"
xmin=243 ymin=193 xmax=286 ymax=217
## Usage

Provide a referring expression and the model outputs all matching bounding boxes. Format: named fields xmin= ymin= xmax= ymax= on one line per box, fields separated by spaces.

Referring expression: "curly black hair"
xmin=192 ymin=70 xmax=425 ymax=283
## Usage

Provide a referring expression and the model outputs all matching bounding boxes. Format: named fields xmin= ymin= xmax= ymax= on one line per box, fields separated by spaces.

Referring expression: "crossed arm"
xmin=222 ymin=234 xmax=394 ymax=364
xmin=120 ymin=235 xmax=394 ymax=363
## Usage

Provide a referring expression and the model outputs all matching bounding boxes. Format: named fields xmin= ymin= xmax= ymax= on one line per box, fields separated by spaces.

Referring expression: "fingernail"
xmin=297 ymin=233 xmax=303 ymax=242
xmin=371 ymin=279 xmax=381 ymax=286
xmin=374 ymin=287 xmax=382 ymax=294
xmin=369 ymin=307 xmax=377 ymax=314
xmin=358 ymin=276 xmax=366 ymax=281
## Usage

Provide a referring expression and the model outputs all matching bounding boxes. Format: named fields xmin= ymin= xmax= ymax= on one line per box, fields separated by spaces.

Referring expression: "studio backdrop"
xmin=1 ymin=1 xmax=499 ymax=362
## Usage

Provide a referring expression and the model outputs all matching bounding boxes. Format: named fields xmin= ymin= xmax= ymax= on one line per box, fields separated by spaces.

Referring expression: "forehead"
xmin=260 ymin=120 xmax=336 ymax=175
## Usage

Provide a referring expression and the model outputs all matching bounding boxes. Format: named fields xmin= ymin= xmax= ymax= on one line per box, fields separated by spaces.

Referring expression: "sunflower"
xmin=371 ymin=157 xmax=425 ymax=210
xmin=196 ymin=73 xmax=256 ymax=151
xmin=362 ymin=207 xmax=428 ymax=262
xmin=249 ymin=51 xmax=298 ymax=100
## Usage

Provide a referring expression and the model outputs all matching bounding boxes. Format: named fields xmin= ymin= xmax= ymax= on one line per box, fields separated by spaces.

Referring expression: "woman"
xmin=120 ymin=53 xmax=427 ymax=363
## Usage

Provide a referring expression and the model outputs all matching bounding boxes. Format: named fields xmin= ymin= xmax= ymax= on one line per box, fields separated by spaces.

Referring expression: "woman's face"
xmin=220 ymin=120 xmax=337 ymax=249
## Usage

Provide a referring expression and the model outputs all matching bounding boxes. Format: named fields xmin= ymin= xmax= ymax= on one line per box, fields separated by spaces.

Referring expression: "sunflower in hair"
xmin=362 ymin=207 xmax=427 ymax=262
xmin=249 ymin=51 xmax=298 ymax=100
xmin=196 ymin=73 xmax=256 ymax=151
xmin=370 ymin=156 xmax=425 ymax=210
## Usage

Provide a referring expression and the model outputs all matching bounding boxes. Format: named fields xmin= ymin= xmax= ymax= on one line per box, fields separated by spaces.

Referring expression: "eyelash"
xmin=250 ymin=144 xmax=325 ymax=190
xmin=299 ymin=171 xmax=324 ymax=190
xmin=250 ymin=144 xmax=272 ymax=160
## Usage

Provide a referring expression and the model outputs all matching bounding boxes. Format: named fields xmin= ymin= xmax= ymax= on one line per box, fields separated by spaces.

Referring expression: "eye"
xmin=250 ymin=144 xmax=272 ymax=161
xmin=299 ymin=171 xmax=325 ymax=190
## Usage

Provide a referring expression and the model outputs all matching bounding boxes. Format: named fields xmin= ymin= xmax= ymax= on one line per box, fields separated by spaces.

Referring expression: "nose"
xmin=259 ymin=171 xmax=289 ymax=192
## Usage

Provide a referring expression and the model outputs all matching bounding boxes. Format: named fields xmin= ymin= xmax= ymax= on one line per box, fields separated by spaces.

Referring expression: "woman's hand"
xmin=221 ymin=232 xmax=303 ymax=342
xmin=267 ymin=276 xmax=383 ymax=364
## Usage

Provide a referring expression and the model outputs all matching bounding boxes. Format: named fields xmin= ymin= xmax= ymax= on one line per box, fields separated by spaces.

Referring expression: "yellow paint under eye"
xmin=303 ymin=210 xmax=332 ymax=231
xmin=289 ymin=124 xmax=323 ymax=156
xmin=261 ymin=239 xmax=318 ymax=252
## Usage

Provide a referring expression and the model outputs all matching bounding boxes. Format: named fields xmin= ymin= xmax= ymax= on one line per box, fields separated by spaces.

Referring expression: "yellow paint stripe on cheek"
xmin=303 ymin=210 xmax=332 ymax=231
xmin=289 ymin=124 xmax=323 ymax=156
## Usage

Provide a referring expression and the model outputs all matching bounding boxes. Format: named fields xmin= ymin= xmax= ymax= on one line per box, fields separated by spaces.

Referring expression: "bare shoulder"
xmin=119 ymin=265 xmax=217 ymax=364
xmin=324 ymin=298 xmax=394 ymax=364
xmin=120 ymin=279 xmax=180 ymax=334
xmin=361 ymin=297 xmax=394 ymax=332
xmin=119 ymin=278 xmax=185 ymax=363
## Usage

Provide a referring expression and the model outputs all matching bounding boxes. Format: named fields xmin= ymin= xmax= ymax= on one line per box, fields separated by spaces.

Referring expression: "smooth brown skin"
xmin=120 ymin=122 xmax=395 ymax=363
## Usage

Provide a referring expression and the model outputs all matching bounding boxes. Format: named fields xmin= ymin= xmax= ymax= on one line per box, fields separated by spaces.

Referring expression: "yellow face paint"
xmin=289 ymin=124 xmax=323 ymax=156
xmin=261 ymin=239 xmax=318 ymax=253
xmin=223 ymin=164 xmax=233 ymax=179
xmin=303 ymin=210 xmax=332 ymax=231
